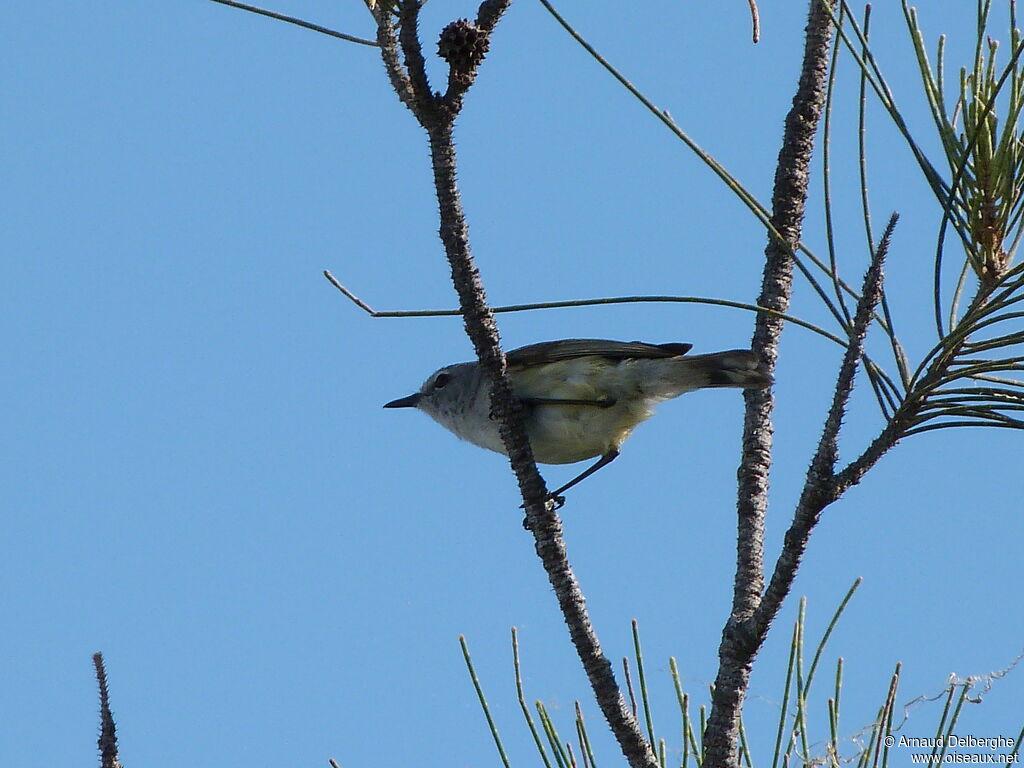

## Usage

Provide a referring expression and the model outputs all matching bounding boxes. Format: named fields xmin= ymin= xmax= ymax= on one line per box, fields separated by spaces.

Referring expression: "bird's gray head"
xmin=383 ymin=361 xmax=482 ymax=425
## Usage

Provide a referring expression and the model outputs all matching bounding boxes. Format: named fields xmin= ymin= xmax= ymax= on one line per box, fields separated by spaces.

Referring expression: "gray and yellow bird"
xmin=385 ymin=339 xmax=770 ymax=500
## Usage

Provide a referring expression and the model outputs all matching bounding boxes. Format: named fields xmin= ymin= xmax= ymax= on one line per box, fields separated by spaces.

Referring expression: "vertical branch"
xmin=397 ymin=1 xmax=435 ymax=117
xmin=379 ymin=3 xmax=657 ymax=766
xmin=704 ymin=2 xmax=835 ymax=765
xmin=752 ymin=214 xmax=896 ymax=640
xmin=372 ymin=9 xmax=416 ymax=111
xmin=424 ymin=121 xmax=547 ymax=501
xmin=93 ymin=653 xmax=121 ymax=768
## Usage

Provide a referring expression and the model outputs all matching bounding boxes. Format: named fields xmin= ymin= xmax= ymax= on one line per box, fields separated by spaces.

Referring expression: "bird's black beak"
xmin=383 ymin=393 xmax=422 ymax=409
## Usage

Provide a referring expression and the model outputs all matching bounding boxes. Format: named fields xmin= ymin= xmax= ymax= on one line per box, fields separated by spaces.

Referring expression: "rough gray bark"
xmin=374 ymin=3 xmax=658 ymax=765
xmin=703 ymin=3 xmax=835 ymax=765
xmin=94 ymin=653 xmax=122 ymax=768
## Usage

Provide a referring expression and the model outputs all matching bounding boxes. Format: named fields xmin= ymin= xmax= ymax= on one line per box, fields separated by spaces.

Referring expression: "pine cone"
xmin=438 ymin=19 xmax=489 ymax=71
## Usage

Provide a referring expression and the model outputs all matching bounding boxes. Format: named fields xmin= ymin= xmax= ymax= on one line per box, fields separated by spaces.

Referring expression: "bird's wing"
xmin=506 ymin=339 xmax=692 ymax=368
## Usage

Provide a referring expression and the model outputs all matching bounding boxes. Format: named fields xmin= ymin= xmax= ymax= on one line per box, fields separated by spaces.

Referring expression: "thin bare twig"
xmin=324 ymin=270 xmax=378 ymax=315
xmin=323 ymin=270 xmax=850 ymax=349
xmin=205 ymin=0 xmax=378 ymax=46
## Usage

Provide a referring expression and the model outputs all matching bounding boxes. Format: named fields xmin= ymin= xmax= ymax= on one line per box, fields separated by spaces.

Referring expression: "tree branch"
xmin=377 ymin=3 xmax=657 ymax=766
xmin=397 ymin=1 xmax=435 ymax=122
xmin=750 ymin=213 xmax=896 ymax=641
xmin=704 ymin=2 xmax=835 ymax=765
xmin=322 ymin=271 xmax=853 ymax=349
xmin=373 ymin=9 xmax=416 ymax=111
xmin=93 ymin=652 xmax=121 ymax=768
xmin=205 ymin=0 xmax=378 ymax=46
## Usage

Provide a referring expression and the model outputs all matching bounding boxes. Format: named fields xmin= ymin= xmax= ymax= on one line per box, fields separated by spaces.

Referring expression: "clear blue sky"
xmin=4 ymin=1 xmax=1021 ymax=765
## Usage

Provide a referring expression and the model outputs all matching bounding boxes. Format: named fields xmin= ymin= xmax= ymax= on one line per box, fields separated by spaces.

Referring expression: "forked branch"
xmin=369 ymin=3 xmax=657 ymax=766
xmin=752 ymin=213 xmax=897 ymax=643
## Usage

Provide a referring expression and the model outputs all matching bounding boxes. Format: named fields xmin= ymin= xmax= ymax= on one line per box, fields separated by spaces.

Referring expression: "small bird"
xmin=384 ymin=339 xmax=771 ymax=502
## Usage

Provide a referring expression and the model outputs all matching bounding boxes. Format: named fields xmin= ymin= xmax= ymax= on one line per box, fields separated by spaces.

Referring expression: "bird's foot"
xmin=519 ymin=493 xmax=566 ymax=518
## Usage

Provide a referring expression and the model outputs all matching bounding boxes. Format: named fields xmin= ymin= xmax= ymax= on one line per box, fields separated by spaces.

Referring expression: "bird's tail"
xmin=638 ymin=349 xmax=771 ymax=400
xmin=684 ymin=349 xmax=772 ymax=389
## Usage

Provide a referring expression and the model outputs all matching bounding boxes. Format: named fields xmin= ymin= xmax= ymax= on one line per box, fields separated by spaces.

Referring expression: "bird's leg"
xmin=549 ymin=449 xmax=620 ymax=504
xmin=520 ymin=450 xmax=621 ymax=525
xmin=515 ymin=398 xmax=618 ymax=517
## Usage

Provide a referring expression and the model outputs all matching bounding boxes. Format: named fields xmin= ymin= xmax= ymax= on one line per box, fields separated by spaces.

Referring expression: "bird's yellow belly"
xmin=525 ymin=401 xmax=652 ymax=464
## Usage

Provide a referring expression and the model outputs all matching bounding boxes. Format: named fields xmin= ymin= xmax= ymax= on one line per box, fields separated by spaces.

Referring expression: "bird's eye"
xmin=433 ymin=372 xmax=451 ymax=389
